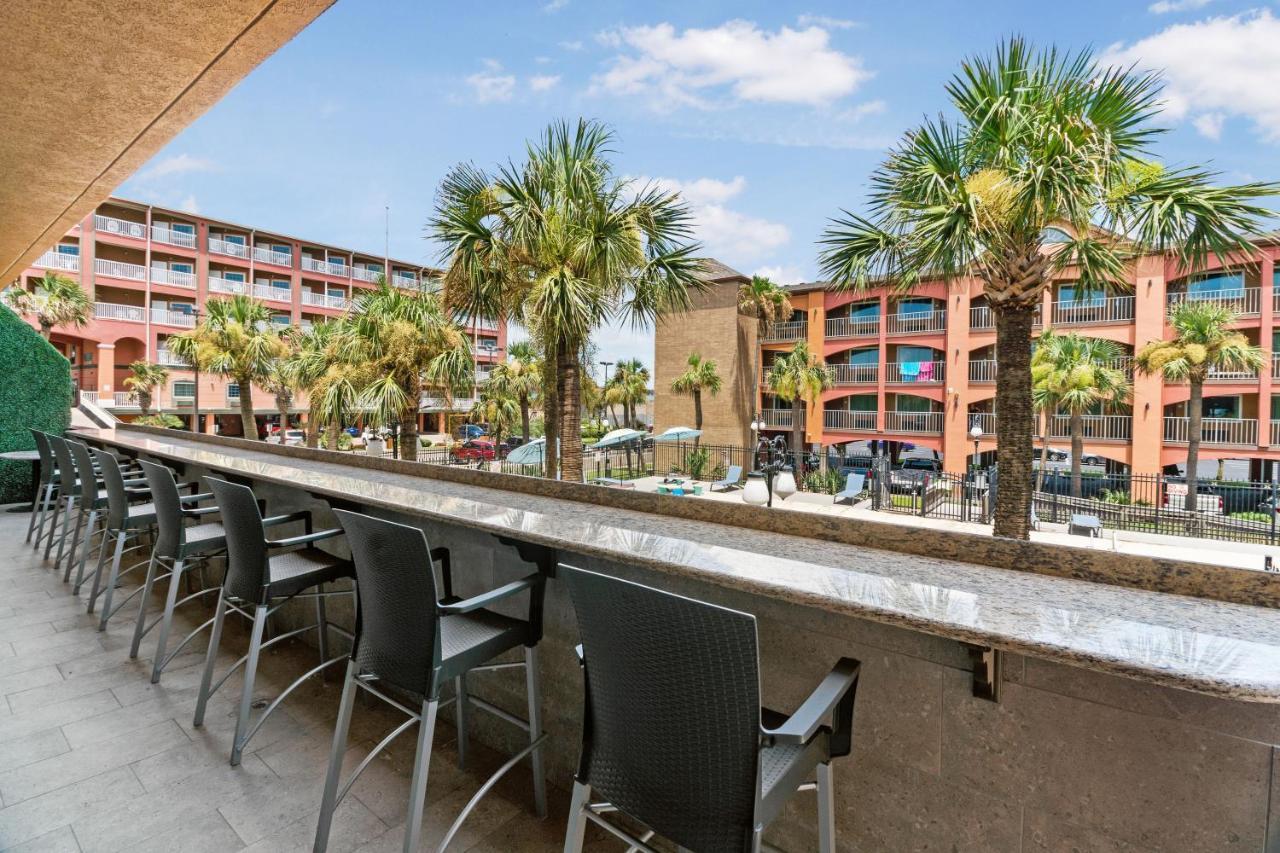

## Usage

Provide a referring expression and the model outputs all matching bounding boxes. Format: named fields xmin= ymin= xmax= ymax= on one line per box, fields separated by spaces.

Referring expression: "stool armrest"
xmin=430 ymin=546 xmax=454 ymax=600
xmin=438 ymin=574 xmax=541 ymax=616
xmin=181 ymin=506 xmax=221 ymax=517
xmin=266 ymin=528 xmax=342 ymax=549
xmin=762 ymin=658 xmax=860 ymax=747
xmin=179 ymin=491 xmax=214 ymax=503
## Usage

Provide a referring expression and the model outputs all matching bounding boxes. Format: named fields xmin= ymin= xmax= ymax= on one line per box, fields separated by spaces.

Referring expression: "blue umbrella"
xmin=652 ymin=426 xmax=702 ymax=442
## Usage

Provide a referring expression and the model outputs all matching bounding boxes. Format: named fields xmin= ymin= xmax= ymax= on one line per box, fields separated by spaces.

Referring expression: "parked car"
xmin=456 ymin=423 xmax=487 ymax=440
xmin=898 ymin=457 xmax=942 ymax=474
xmin=267 ymin=429 xmax=306 ymax=446
xmin=501 ymin=436 xmax=526 ymax=455
xmin=452 ymin=439 xmax=495 ymax=461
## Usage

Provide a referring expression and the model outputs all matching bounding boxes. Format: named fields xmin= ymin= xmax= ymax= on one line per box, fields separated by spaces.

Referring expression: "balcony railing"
xmin=421 ymin=394 xmax=477 ymax=410
xmin=1206 ymin=366 xmax=1260 ymax=382
xmin=94 ymin=214 xmax=147 ymax=239
xmin=392 ymin=273 xmax=419 ymax=288
xmin=824 ymin=316 xmax=879 ymax=338
xmin=33 ymin=251 xmax=80 ymax=272
xmin=301 ymin=291 xmax=348 ymax=310
xmin=1273 ymin=353 xmax=1280 ymax=379
xmin=1109 ymin=356 xmax=1134 ymax=379
xmin=823 ymin=409 xmax=877 ymax=431
xmin=969 ymin=359 xmax=997 ymax=383
xmin=151 ymin=226 xmax=196 ymax=249
xmin=352 ymin=266 xmax=384 ymax=283
xmin=252 ymin=245 xmax=293 ymax=268
xmin=969 ymin=304 xmax=1043 ymax=330
xmin=886 ymin=309 xmax=946 ymax=335
xmin=208 ymin=237 xmax=250 ymax=259
xmin=250 ymin=283 xmax=292 ymax=303
xmin=93 ymin=258 xmax=146 ymax=281
xmin=761 ymin=408 xmax=800 ymax=428
xmin=149 ymin=267 xmax=195 ymax=288
xmin=884 ymin=411 xmax=943 ymax=434
xmin=459 ymin=314 xmax=500 ymax=332
xmin=156 ymin=349 xmax=189 ymax=367
xmin=93 ymin=302 xmax=145 ymax=323
xmin=110 ymin=392 xmax=139 ymax=409
xmin=1163 ymin=416 xmax=1258 ymax=446
xmin=1048 ymin=414 xmax=1132 ymax=441
xmin=968 ymin=412 xmax=997 ymax=435
xmin=1167 ymin=287 xmax=1261 ymax=317
xmin=1050 ymin=295 xmax=1135 ymax=326
xmin=830 ymin=363 xmax=878 ymax=385
xmin=151 ymin=308 xmax=195 ymax=328
xmin=208 ymin=276 xmax=246 ymax=295
xmin=764 ymin=321 xmax=806 ymax=342
xmin=1271 ymin=420 xmax=1280 ymax=446
xmin=885 ymin=361 xmax=945 ymax=383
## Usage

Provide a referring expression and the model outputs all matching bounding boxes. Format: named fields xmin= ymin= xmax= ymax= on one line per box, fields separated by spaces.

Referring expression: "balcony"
xmin=301 ymin=291 xmax=348 ymax=311
xmin=1167 ymin=287 xmax=1261 ymax=318
xmin=1163 ymin=416 xmax=1258 ymax=446
xmin=886 ymin=309 xmax=945 ymax=335
xmin=93 ymin=258 xmax=146 ymax=282
xmin=250 ymin=283 xmax=292 ymax=303
xmin=1048 ymin=414 xmax=1132 ymax=441
xmin=763 ymin=320 xmax=806 ymax=343
xmin=352 ymin=266 xmax=384 ymax=283
xmin=824 ymin=409 xmax=877 ymax=431
xmin=1273 ymin=353 xmax=1280 ymax=379
xmin=252 ymin=245 xmax=293 ymax=268
xmin=885 ymin=361 xmax=945 ymax=384
xmin=151 ymin=225 xmax=196 ymax=249
xmin=969 ymin=304 xmax=1042 ymax=330
xmin=830 ymin=363 xmax=878 ymax=385
xmin=824 ymin=316 xmax=879 ymax=338
xmin=969 ymin=359 xmax=997 ymax=383
xmin=32 ymin=250 xmax=80 ymax=272
xmin=420 ymin=394 xmax=478 ymax=410
xmin=92 ymin=301 xmax=145 ymax=323
xmin=1050 ymin=295 xmax=1134 ymax=326
xmin=1272 ymin=420 xmax=1280 ymax=445
xmin=459 ymin=314 xmax=500 ymax=332
xmin=208 ymin=237 xmax=250 ymax=259
xmin=968 ymin=412 xmax=997 ymax=435
xmin=151 ymin=308 xmax=195 ymax=328
xmin=150 ymin=267 xmax=195 ymax=288
xmin=761 ymin=408 xmax=800 ymax=428
xmin=208 ymin=275 xmax=246 ymax=296
xmin=884 ymin=410 xmax=943 ymax=433
xmin=392 ymin=272 xmax=419 ymax=288
xmin=303 ymin=257 xmax=351 ymax=277
xmin=156 ymin=348 xmax=190 ymax=367
xmin=93 ymin=214 xmax=146 ymax=239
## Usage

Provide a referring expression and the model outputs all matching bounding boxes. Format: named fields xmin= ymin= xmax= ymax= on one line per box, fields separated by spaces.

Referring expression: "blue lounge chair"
xmin=834 ymin=472 xmax=866 ymax=504
xmin=709 ymin=465 xmax=744 ymax=492
xmin=1069 ymin=513 xmax=1103 ymax=538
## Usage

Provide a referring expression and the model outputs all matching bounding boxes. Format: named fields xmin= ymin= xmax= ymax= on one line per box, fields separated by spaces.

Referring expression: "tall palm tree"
xmin=670 ymin=352 xmax=722 ymax=449
xmin=485 ymin=356 xmax=541 ymax=443
xmin=817 ymin=37 xmax=1279 ymax=539
xmin=262 ymin=345 xmax=300 ymax=438
xmin=4 ymin=272 xmax=92 ymax=340
xmin=1136 ymin=301 xmax=1267 ymax=511
xmin=766 ymin=341 xmax=832 ymax=455
xmin=123 ymin=361 xmax=169 ymax=418
xmin=738 ymin=275 xmax=792 ymax=418
xmin=469 ymin=389 xmax=519 ymax=456
xmin=432 ymin=118 xmax=703 ymax=483
xmin=168 ymin=296 xmax=284 ymax=440
xmin=606 ymin=359 xmax=650 ymax=429
xmin=283 ymin=320 xmax=348 ymax=448
xmin=1031 ymin=330 xmax=1131 ymax=498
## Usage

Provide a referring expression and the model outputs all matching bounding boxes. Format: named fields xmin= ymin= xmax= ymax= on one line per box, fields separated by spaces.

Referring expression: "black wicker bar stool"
xmin=313 ymin=510 xmax=548 ymax=853
xmin=193 ymin=477 xmax=355 ymax=766
xmin=559 ymin=565 xmax=861 ymax=853
xmin=27 ymin=430 xmax=60 ymax=548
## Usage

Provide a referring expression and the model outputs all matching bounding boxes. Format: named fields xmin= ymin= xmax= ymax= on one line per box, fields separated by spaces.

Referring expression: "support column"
xmin=805 ymin=294 xmax=825 ymax=448
xmin=875 ymin=293 xmax=888 ymax=432
xmin=96 ymin=343 xmax=115 ymax=399
xmin=1131 ymin=256 xmax=1166 ymax=476
xmin=942 ymin=281 xmax=975 ymax=475
xmin=1259 ymin=254 xmax=1275 ymax=448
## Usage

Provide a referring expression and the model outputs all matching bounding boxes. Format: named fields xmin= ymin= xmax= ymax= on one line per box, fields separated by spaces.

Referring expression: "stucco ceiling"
xmin=0 ymin=0 xmax=334 ymax=284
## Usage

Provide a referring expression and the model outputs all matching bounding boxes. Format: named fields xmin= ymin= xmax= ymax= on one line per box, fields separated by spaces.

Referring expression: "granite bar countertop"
xmin=81 ymin=428 xmax=1280 ymax=703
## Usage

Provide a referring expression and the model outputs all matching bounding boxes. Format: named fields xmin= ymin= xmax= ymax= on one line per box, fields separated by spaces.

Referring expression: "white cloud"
xmin=177 ymin=194 xmax=200 ymax=214
xmin=643 ymin=175 xmax=789 ymax=263
xmin=559 ymin=40 xmax=584 ymax=51
xmin=753 ymin=264 xmax=806 ymax=285
xmin=542 ymin=0 xmax=568 ymax=11
xmin=835 ymin=99 xmax=886 ymax=122
xmin=591 ymin=20 xmax=871 ymax=109
xmin=1148 ymin=0 xmax=1213 ymax=13
xmin=466 ymin=60 xmax=517 ymax=103
xmin=796 ymin=13 xmax=859 ymax=30
xmin=1103 ymin=11 xmax=1280 ymax=141
xmin=529 ymin=74 xmax=561 ymax=92
xmin=136 ymin=153 xmax=216 ymax=181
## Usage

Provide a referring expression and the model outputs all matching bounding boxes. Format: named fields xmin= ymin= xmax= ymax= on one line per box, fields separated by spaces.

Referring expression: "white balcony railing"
xmin=886 ymin=309 xmax=946 ymax=335
xmin=151 ymin=225 xmax=196 ymax=248
xmin=1273 ymin=353 xmax=1280 ymax=379
xmin=969 ymin=305 xmax=995 ymax=330
xmin=208 ymin=275 xmax=246 ymax=295
xmin=252 ymin=245 xmax=292 ymax=267
xmin=1048 ymin=414 xmax=1132 ymax=441
xmin=93 ymin=302 xmax=145 ymax=323
xmin=885 ymin=361 xmax=945 ymax=383
xmin=764 ymin=321 xmax=807 ymax=343
xmin=824 ymin=316 xmax=879 ymax=338
xmin=1205 ymin=366 xmax=1260 ymax=382
xmin=761 ymin=408 xmax=801 ymax=429
xmin=150 ymin=308 xmax=195 ymax=328
xmin=1050 ymin=295 xmax=1135 ymax=326
xmin=830 ymin=363 xmax=878 ymax=385
xmin=968 ymin=412 xmax=997 ymax=435
xmin=301 ymin=291 xmax=348 ymax=310
xmin=1167 ymin=287 xmax=1261 ymax=317
xmin=93 ymin=258 xmax=146 ymax=281
xmin=969 ymin=359 xmax=997 ymax=383
xmin=33 ymin=251 xmax=80 ymax=272
xmin=1163 ymin=417 xmax=1258 ymax=446
xmin=149 ymin=267 xmax=195 ymax=288
xmin=392 ymin=273 xmax=419 ymax=288
xmin=884 ymin=411 xmax=943 ymax=433
xmin=301 ymin=257 xmax=328 ymax=274
xmin=156 ymin=349 xmax=190 ymax=367
xmin=250 ymin=283 xmax=292 ymax=303
xmin=352 ymin=266 xmax=384 ymax=283
xmin=208 ymin=237 xmax=250 ymax=258
xmin=1271 ymin=420 xmax=1280 ymax=446
xmin=94 ymin=214 xmax=147 ymax=239
xmin=459 ymin=314 xmax=500 ymax=332
xmin=110 ymin=392 xmax=139 ymax=409
xmin=823 ymin=409 xmax=877 ymax=431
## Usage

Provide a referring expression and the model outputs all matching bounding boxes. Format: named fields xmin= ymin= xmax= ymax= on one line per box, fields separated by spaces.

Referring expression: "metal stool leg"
xmin=314 ymin=659 xmax=359 ymax=853
xmin=61 ymin=502 xmax=88 ymax=582
xmin=79 ymin=525 xmax=113 ymax=597
xmin=129 ymin=553 xmax=164 ymax=660
xmin=193 ymin=587 xmax=228 ymax=728
xmin=816 ymin=762 xmax=835 ymax=853
xmin=562 ymin=780 xmax=591 ymax=853
xmin=51 ymin=495 xmax=75 ymax=566
xmin=42 ymin=495 xmax=62 ymax=560
xmin=314 ymin=583 xmax=329 ymax=681
xmin=32 ymin=483 xmax=55 ymax=549
xmin=71 ymin=508 xmax=99 ymax=589
xmin=403 ymin=699 xmax=439 ymax=853
xmin=455 ymin=674 xmax=469 ymax=768
xmin=231 ymin=604 xmax=268 ymax=766
xmin=525 ymin=644 xmax=547 ymax=818
xmin=147 ymin=558 xmax=186 ymax=683
xmin=93 ymin=530 xmax=129 ymax=627
xmin=25 ymin=483 xmax=43 ymax=543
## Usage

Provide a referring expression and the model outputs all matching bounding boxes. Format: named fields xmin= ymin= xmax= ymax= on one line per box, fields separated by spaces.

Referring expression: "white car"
xmin=268 ymin=429 xmax=305 ymax=446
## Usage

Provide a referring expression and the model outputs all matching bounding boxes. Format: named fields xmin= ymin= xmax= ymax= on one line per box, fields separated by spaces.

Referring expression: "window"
xmin=895 ymin=345 xmax=935 ymax=363
xmin=848 ymin=302 xmax=879 ymax=319
xmin=171 ymin=303 xmax=194 ymax=315
xmin=222 ymin=271 xmax=245 ymax=282
xmin=895 ymin=299 xmax=934 ymax=316
xmin=1203 ymin=396 xmax=1240 ymax=419
xmin=173 ymin=381 xmax=195 ymax=399
xmin=478 ymin=336 xmax=499 ymax=351
xmin=271 ymin=315 xmax=291 ymax=326
xmin=224 ymin=234 xmax=246 ymax=246
xmin=1057 ymin=284 xmax=1105 ymax=306
xmin=227 ymin=382 xmax=241 ymax=397
xmin=170 ymin=262 xmax=193 ymax=274
xmin=894 ymin=395 xmax=935 ymax=413
xmin=1188 ymin=271 xmax=1244 ymax=297
xmin=1040 ymin=227 xmax=1073 ymax=244
xmin=56 ymin=243 xmax=79 ymax=256
xmin=847 ymin=349 xmax=878 ymax=365
xmin=171 ymin=223 xmax=195 ymax=236
xmin=327 ymin=288 xmax=345 ymax=299
xmin=847 ymin=394 xmax=876 ymax=412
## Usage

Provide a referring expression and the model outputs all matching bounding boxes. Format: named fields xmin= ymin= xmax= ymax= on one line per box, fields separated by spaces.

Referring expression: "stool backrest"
xmin=66 ymin=441 xmax=100 ymax=507
xmin=205 ymin=478 xmax=268 ymax=602
xmin=138 ymin=460 xmax=183 ymax=557
xmin=333 ymin=510 xmax=440 ymax=698
xmin=561 ymin=565 xmax=763 ymax=853
xmin=48 ymin=435 xmax=77 ymax=495
xmin=29 ymin=431 xmax=54 ymax=483
xmin=91 ymin=449 xmax=132 ymax=529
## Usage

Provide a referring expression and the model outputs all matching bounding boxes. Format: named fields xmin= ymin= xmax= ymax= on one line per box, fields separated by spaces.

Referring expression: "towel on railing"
xmin=899 ymin=361 xmax=921 ymax=379
xmin=918 ymin=362 xmax=934 ymax=381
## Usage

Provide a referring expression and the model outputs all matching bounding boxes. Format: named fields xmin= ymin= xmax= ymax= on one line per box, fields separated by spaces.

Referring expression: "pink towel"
xmin=918 ymin=362 xmax=934 ymax=381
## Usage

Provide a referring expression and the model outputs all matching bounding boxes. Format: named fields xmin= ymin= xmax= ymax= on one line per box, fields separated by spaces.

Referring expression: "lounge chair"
xmin=709 ymin=465 xmax=744 ymax=493
xmin=1069 ymin=513 xmax=1103 ymax=538
xmin=834 ymin=472 xmax=866 ymax=505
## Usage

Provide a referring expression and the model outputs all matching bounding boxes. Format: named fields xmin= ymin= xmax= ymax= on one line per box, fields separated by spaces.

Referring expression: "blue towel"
xmin=899 ymin=361 xmax=921 ymax=378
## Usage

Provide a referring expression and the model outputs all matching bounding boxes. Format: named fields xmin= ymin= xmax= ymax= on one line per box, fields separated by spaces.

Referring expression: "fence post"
xmin=1051 ymin=473 xmax=1059 ymax=524
xmin=1271 ymin=466 xmax=1277 ymax=545
xmin=919 ymin=474 xmax=929 ymax=517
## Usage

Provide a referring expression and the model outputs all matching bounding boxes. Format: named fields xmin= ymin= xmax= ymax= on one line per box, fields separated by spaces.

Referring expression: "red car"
xmin=452 ymin=439 xmax=496 ymax=461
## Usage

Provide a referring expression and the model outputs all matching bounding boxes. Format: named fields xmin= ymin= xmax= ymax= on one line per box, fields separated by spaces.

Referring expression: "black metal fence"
xmin=869 ymin=456 xmax=993 ymax=524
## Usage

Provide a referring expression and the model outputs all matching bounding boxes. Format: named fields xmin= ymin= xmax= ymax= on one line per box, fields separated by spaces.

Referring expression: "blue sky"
xmin=118 ymin=0 xmax=1280 ymax=366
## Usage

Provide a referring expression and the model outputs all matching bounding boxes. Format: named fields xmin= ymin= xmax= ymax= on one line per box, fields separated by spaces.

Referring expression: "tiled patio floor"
xmin=0 ymin=506 xmax=592 ymax=852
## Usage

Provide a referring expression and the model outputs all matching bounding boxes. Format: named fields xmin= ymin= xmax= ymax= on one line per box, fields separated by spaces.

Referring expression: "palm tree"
xmin=670 ymin=352 xmax=722 ymax=449
xmin=432 ymin=118 xmax=703 ymax=483
xmin=817 ymin=37 xmax=1279 ymax=539
xmin=262 ymin=345 xmax=300 ymax=439
xmin=123 ymin=361 xmax=169 ymax=417
xmin=486 ymin=354 xmax=541 ymax=442
xmin=168 ymin=295 xmax=284 ymax=441
xmin=469 ymin=390 xmax=519 ymax=457
xmin=766 ymin=341 xmax=832 ymax=455
xmin=4 ymin=272 xmax=92 ymax=340
xmin=1136 ymin=301 xmax=1267 ymax=511
xmin=738 ymin=275 xmax=792 ymax=417
xmin=606 ymin=359 xmax=650 ymax=429
xmin=1031 ymin=330 xmax=1131 ymax=497
xmin=283 ymin=320 xmax=348 ymax=448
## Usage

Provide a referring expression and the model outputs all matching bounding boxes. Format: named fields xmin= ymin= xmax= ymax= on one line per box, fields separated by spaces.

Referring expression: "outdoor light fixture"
xmin=743 ymin=472 xmax=769 ymax=506
xmin=775 ymin=466 xmax=797 ymax=500
xmin=748 ymin=435 xmax=794 ymax=507
xmin=969 ymin=423 xmax=983 ymax=471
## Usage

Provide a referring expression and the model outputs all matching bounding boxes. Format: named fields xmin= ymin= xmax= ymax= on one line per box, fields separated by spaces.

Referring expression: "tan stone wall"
xmin=654 ymin=279 xmax=755 ymax=447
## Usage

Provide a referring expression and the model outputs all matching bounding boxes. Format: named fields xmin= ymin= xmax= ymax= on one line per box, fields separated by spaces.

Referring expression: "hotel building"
xmin=8 ymin=197 xmax=506 ymax=435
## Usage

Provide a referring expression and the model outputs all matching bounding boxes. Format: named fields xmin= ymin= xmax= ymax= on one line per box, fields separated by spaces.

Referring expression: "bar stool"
xmin=63 ymin=440 xmax=147 ymax=589
xmin=43 ymin=434 xmax=85 ymax=571
xmin=27 ymin=430 xmax=59 ymax=548
xmin=559 ymin=565 xmax=861 ymax=853
xmin=314 ymin=510 xmax=548 ymax=853
xmin=193 ymin=477 xmax=355 ymax=766
xmin=130 ymin=459 xmax=228 ymax=683
xmin=83 ymin=449 xmax=164 ymax=629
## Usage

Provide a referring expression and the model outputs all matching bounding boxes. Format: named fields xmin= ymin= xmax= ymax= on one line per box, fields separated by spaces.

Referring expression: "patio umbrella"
xmin=590 ymin=428 xmax=646 ymax=449
xmin=505 ymin=437 xmax=545 ymax=465
xmin=652 ymin=426 xmax=702 ymax=442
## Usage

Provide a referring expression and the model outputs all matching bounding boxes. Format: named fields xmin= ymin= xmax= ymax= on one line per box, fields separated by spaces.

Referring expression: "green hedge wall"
xmin=0 ymin=306 xmax=71 ymax=503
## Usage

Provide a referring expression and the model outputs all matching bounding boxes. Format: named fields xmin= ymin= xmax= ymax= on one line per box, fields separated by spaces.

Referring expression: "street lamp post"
xmin=743 ymin=434 xmax=796 ymax=508
xmin=599 ymin=361 xmax=614 ymax=425
xmin=969 ymin=423 xmax=983 ymax=471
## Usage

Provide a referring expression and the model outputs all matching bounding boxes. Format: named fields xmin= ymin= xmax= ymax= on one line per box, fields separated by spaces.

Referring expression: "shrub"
xmin=685 ymin=448 xmax=710 ymax=481
xmin=0 ymin=305 xmax=71 ymax=502
xmin=803 ymin=468 xmax=847 ymax=495
xmin=135 ymin=414 xmax=183 ymax=429
xmin=337 ymin=432 xmax=353 ymax=451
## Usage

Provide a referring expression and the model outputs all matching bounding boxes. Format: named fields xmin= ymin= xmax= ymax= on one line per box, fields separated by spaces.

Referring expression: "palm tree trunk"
xmin=326 ymin=422 xmax=339 ymax=451
xmin=276 ymin=394 xmax=290 ymax=437
xmin=1036 ymin=410 xmax=1049 ymax=492
xmin=398 ymin=378 xmax=419 ymax=461
xmin=1185 ymin=378 xmax=1204 ymax=512
xmin=237 ymin=381 xmax=258 ymax=440
xmin=1069 ymin=412 xmax=1083 ymax=498
xmin=520 ymin=395 xmax=530 ymax=443
xmin=39 ymin=322 xmax=52 ymax=340
xmin=543 ymin=357 xmax=559 ymax=479
xmin=693 ymin=389 xmax=702 ymax=451
xmin=138 ymin=390 xmax=153 ymax=418
xmin=305 ymin=411 xmax=319 ymax=448
xmin=558 ymin=342 xmax=582 ymax=483
xmin=992 ymin=306 xmax=1036 ymax=539
xmin=792 ymin=399 xmax=804 ymax=457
